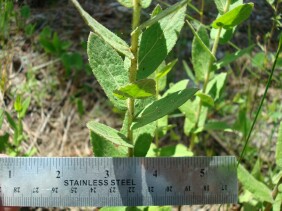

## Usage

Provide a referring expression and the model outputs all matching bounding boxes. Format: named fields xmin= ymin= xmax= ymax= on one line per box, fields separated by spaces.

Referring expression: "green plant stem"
xmin=155 ymin=79 xmax=160 ymax=149
xmin=237 ymin=38 xmax=282 ymax=167
xmin=189 ymin=26 xmax=222 ymax=150
xmin=128 ymin=0 xmax=141 ymax=157
xmin=189 ymin=0 xmax=231 ymax=150
xmin=190 ymin=0 xmax=231 ymax=150
xmin=200 ymin=0 xmax=204 ymax=23
xmin=265 ymin=176 xmax=282 ymax=211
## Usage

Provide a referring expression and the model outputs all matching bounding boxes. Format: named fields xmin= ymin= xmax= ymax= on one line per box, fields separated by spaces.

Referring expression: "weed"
xmin=0 ymin=94 xmax=36 ymax=156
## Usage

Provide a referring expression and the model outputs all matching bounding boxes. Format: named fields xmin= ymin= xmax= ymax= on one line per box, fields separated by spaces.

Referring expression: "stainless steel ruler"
xmin=0 ymin=157 xmax=237 ymax=207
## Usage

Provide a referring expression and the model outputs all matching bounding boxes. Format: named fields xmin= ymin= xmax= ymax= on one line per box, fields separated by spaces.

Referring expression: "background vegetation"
xmin=0 ymin=0 xmax=282 ymax=210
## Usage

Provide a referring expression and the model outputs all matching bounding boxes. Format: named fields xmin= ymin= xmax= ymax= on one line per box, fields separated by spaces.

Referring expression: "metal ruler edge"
xmin=0 ymin=156 xmax=238 ymax=207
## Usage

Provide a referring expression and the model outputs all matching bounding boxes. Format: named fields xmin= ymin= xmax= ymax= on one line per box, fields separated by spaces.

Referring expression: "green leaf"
xmin=273 ymin=193 xmax=282 ymax=211
xmin=132 ymin=88 xmax=198 ymax=129
xmin=90 ymin=131 xmax=127 ymax=157
xmin=238 ymin=164 xmax=274 ymax=203
xmin=276 ymin=122 xmax=282 ymax=168
xmin=133 ymin=120 xmax=155 ymax=157
xmin=159 ymin=144 xmax=193 ymax=157
xmin=180 ymin=97 xmax=208 ymax=135
xmin=251 ymin=158 xmax=262 ymax=180
xmin=87 ymin=121 xmax=133 ymax=148
xmin=137 ymin=2 xmax=186 ymax=79
xmin=204 ymin=121 xmax=232 ymax=132
xmin=71 ymin=0 xmax=133 ymax=58
xmin=141 ymin=0 xmax=152 ymax=8
xmin=163 ymin=79 xmax=189 ymax=96
xmin=119 ymin=99 xmax=156 ymax=158
xmin=266 ymin=0 xmax=275 ymax=6
xmin=0 ymin=133 xmax=9 ymax=152
xmin=116 ymin=0 xmax=132 ymax=8
xmin=196 ymin=92 xmax=214 ymax=107
xmin=88 ymin=32 xmax=128 ymax=109
xmin=157 ymin=115 xmax=168 ymax=137
xmin=116 ymin=0 xmax=152 ymax=8
xmin=156 ymin=62 xmax=167 ymax=92
xmin=151 ymin=4 xmax=163 ymax=17
xmin=122 ymin=98 xmax=156 ymax=157
xmin=191 ymin=26 xmax=213 ymax=81
xmin=213 ymin=45 xmax=254 ymax=70
xmin=251 ymin=52 xmax=265 ymax=69
xmin=272 ymin=171 xmax=282 ymax=184
xmin=186 ymin=21 xmax=216 ymax=62
xmin=212 ymin=3 xmax=254 ymax=29
xmin=210 ymin=27 xmax=235 ymax=44
xmin=120 ymin=112 xmax=156 ymax=158
xmin=214 ymin=0 xmax=228 ymax=14
xmin=214 ymin=0 xmax=240 ymax=14
xmin=5 ymin=112 xmax=16 ymax=130
xmin=148 ymin=206 xmax=172 ymax=211
xmin=114 ymin=79 xmax=156 ymax=100
xmin=146 ymin=143 xmax=157 ymax=157
xmin=182 ymin=60 xmax=196 ymax=82
xmin=156 ymin=59 xmax=178 ymax=79
xmin=134 ymin=132 xmax=153 ymax=157
xmin=14 ymin=95 xmax=22 ymax=113
xmin=136 ymin=0 xmax=188 ymax=32
xmin=19 ymin=96 xmax=31 ymax=119
xmin=206 ymin=73 xmax=227 ymax=101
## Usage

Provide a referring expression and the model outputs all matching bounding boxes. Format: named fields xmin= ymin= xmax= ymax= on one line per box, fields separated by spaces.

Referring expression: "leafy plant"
xmin=71 ymin=0 xmax=282 ymax=210
xmin=181 ymin=0 xmax=254 ymax=151
xmin=39 ymin=26 xmax=86 ymax=77
xmin=0 ymin=94 xmax=36 ymax=156
xmin=39 ymin=27 xmax=71 ymax=56
xmin=72 ymin=0 xmax=197 ymax=208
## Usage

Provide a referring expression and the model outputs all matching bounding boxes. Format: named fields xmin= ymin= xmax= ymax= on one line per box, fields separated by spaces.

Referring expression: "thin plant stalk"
xmin=237 ymin=37 xmax=282 ymax=167
xmin=266 ymin=0 xmax=281 ymax=53
xmin=189 ymin=0 xmax=231 ymax=150
xmin=200 ymin=0 xmax=204 ymax=23
xmin=128 ymin=0 xmax=141 ymax=157
xmin=155 ymin=78 xmax=160 ymax=149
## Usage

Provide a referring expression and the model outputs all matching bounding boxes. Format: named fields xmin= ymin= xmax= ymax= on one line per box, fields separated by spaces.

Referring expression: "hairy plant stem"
xmin=189 ymin=0 xmax=230 ymax=150
xmin=128 ymin=0 xmax=141 ymax=157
